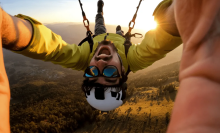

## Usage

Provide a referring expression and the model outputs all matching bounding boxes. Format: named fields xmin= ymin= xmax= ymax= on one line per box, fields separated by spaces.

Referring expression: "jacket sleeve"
xmin=127 ymin=0 xmax=182 ymax=72
xmin=14 ymin=14 xmax=90 ymax=71
xmin=127 ymin=27 xmax=182 ymax=72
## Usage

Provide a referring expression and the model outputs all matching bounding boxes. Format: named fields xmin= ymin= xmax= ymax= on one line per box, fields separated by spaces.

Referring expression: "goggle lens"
xmin=85 ymin=66 xmax=99 ymax=77
xmin=85 ymin=66 xmax=119 ymax=78
xmin=103 ymin=66 xmax=118 ymax=77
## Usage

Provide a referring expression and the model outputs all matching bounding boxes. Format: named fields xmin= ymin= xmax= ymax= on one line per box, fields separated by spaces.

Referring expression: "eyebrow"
xmin=89 ymin=77 xmax=118 ymax=84
xmin=90 ymin=78 xmax=98 ymax=83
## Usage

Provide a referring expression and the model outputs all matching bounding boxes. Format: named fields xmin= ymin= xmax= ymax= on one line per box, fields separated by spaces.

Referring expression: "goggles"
xmin=84 ymin=66 xmax=121 ymax=78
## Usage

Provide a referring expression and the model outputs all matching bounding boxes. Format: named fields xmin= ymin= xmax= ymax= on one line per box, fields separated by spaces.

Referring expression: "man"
xmin=81 ymin=0 xmax=181 ymax=111
xmin=1 ymin=0 xmax=182 ymax=112
xmin=1 ymin=0 xmax=220 ymax=133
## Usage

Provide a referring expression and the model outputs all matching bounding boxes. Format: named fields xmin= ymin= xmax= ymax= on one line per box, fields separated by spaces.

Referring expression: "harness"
xmin=78 ymin=0 xmax=144 ymax=75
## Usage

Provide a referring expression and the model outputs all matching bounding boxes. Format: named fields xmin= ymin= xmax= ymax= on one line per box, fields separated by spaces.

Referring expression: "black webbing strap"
xmin=124 ymin=33 xmax=132 ymax=76
xmin=78 ymin=32 xmax=96 ymax=53
xmin=124 ymin=41 xmax=131 ymax=75
xmin=78 ymin=0 xmax=94 ymax=52
xmin=86 ymin=31 xmax=94 ymax=53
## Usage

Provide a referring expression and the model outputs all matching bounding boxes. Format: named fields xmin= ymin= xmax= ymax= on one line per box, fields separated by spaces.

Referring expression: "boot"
xmin=116 ymin=25 xmax=121 ymax=32
xmin=116 ymin=25 xmax=124 ymax=36
xmin=97 ymin=0 xmax=104 ymax=14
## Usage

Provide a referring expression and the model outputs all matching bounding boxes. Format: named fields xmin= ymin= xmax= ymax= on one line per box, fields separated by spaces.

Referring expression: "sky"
xmin=0 ymin=0 xmax=163 ymax=31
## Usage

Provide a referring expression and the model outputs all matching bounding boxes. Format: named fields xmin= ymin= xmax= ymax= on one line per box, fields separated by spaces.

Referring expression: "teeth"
xmin=99 ymin=54 xmax=107 ymax=56
xmin=98 ymin=48 xmax=110 ymax=55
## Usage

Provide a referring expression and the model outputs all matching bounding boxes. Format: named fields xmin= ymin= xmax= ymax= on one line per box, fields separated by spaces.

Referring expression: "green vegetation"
xmin=10 ymin=80 xmax=99 ymax=133
xmin=7 ymin=59 xmax=180 ymax=133
xmin=6 ymin=60 xmax=99 ymax=133
xmin=81 ymin=62 xmax=180 ymax=133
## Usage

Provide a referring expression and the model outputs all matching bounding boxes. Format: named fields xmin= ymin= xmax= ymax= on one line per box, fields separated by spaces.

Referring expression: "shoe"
xmin=97 ymin=0 xmax=104 ymax=13
xmin=116 ymin=25 xmax=121 ymax=32
xmin=116 ymin=25 xmax=124 ymax=36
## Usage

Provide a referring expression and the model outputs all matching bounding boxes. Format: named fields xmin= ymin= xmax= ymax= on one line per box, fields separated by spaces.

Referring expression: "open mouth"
xmin=98 ymin=47 xmax=111 ymax=55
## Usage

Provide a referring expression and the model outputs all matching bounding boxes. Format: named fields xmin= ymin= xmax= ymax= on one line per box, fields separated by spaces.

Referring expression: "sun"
xmin=136 ymin=17 xmax=158 ymax=32
xmin=151 ymin=20 xmax=158 ymax=30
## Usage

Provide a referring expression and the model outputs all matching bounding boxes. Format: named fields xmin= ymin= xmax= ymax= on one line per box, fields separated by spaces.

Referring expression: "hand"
xmin=168 ymin=0 xmax=220 ymax=133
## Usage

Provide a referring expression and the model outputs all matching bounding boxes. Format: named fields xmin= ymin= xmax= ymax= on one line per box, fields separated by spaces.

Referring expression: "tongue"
xmin=100 ymin=49 xmax=110 ymax=55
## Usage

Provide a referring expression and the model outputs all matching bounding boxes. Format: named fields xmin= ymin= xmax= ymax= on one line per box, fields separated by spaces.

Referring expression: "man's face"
xmin=88 ymin=41 xmax=123 ymax=86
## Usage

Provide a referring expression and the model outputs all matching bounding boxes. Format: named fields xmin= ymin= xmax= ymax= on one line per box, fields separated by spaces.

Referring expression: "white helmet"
xmin=85 ymin=87 xmax=125 ymax=111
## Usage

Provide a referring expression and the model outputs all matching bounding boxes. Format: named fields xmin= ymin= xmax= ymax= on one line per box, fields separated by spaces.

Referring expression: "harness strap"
xmin=86 ymin=31 xmax=94 ymax=53
xmin=128 ymin=0 xmax=143 ymax=33
xmin=123 ymin=40 xmax=132 ymax=76
xmin=78 ymin=0 xmax=94 ymax=52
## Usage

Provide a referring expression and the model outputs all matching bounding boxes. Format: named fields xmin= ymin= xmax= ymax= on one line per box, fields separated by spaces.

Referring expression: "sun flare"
xmin=151 ymin=20 xmax=158 ymax=30
xmin=135 ymin=17 xmax=158 ymax=32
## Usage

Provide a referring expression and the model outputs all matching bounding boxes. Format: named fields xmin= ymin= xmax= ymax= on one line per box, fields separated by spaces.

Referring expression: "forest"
xmin=7 ymin=56 xmax=180 ymax=133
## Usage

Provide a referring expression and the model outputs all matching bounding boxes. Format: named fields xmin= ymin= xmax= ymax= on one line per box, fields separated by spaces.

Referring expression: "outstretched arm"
xmin=127 ymin=0 xmax=182 ymax=72
xmin=0 ymin=8 xmax=88 ymax=132
xmin=168 ymin=0 xmax=220 ymax=133
xmin=1 ymin=8 xmax=90 ymax=71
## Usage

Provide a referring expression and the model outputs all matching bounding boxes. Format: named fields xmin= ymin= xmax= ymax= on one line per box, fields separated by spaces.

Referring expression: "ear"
xmin=121 ymin=66 xmax=125 ymax=74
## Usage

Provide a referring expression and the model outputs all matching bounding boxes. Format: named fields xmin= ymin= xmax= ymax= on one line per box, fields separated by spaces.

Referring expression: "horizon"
xmin=0 ymin=0 xmax=162 ymax=32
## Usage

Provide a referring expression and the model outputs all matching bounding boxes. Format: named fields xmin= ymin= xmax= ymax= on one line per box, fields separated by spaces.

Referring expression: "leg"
xmin=95 ymin=0 xmax=106 ymax=35
xmin=95 ymin=14 xmax=106 ymax=35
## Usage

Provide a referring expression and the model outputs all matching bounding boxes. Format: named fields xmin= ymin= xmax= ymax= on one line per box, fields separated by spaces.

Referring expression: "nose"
xmin=95 ymin=55 xmax=112 ymax=70
xmin=96 ymin=59 xmax=108 ymax=70
xmin=95 ymin=54 xmax=112 ymax=62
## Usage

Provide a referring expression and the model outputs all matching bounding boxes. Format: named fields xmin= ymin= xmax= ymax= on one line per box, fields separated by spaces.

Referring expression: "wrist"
xmin=2 ymin=11 xmax=33 ymax=51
